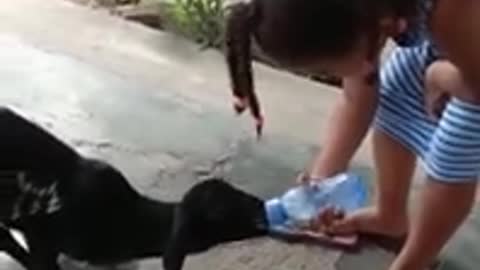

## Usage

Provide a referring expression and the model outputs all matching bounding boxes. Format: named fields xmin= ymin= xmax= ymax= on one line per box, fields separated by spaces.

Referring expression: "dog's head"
xmin=163 ymin=178 xmax=267 ymax=270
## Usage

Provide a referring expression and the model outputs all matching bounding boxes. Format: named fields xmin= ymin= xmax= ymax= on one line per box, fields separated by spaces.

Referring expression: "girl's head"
xmin=224 ymin=0 xmax=419 ymax=136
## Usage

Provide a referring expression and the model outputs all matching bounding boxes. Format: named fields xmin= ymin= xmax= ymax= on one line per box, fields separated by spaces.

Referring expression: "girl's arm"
xmin=304 ymin=70 xmax=379 ymax=180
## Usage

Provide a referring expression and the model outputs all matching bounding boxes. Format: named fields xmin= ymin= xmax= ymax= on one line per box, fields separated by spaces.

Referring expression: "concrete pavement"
xmin=0 ymin=0 xmax=477 ymax=269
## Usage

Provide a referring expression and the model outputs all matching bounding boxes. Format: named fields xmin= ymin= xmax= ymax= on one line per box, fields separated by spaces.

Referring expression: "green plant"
xmin=164 ymin=0 xmax=225 ymax=48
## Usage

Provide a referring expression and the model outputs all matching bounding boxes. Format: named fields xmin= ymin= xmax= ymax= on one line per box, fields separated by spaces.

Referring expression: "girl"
xmin=224 ymin=0 xmax=480 ymax=269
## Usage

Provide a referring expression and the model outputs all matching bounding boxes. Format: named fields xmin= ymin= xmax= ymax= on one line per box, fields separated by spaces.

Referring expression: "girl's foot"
xmin=318 ymin=206 xmax=408 ymax=238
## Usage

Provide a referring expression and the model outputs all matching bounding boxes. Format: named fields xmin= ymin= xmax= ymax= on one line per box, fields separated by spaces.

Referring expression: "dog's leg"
xmin=24 ymin=231 xmax=60 ymax=270
xmin=0 ymin=225 xmax=29 ymax=268
xmin=29 ymin=253 xmax=59 ymax=270
xmin=28 ymin=245 xmax=59 ymax=270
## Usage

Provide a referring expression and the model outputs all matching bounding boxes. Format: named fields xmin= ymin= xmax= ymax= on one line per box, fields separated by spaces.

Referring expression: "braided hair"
xmin=224 ymin=0 xmax=420 ymax=137
xmin=225 ymin=2 xmax=263 ymax=137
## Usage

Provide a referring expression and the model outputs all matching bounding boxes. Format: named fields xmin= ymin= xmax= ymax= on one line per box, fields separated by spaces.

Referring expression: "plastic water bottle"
xmin=265 ymin=173 xmax=368 ymax=230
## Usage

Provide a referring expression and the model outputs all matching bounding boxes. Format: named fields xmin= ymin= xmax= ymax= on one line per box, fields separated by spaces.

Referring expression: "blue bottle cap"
xmin=264 ymin=198 xmax=288 ymax=228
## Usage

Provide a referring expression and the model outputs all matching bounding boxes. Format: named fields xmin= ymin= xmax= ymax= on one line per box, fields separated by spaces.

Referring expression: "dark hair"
xmin=224 ymin=0 xmax=419 ymax=136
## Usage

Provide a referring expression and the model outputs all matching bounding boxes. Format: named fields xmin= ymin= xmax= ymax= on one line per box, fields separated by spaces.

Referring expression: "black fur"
xmin=0 ymin=107 xmax=268 ymax=270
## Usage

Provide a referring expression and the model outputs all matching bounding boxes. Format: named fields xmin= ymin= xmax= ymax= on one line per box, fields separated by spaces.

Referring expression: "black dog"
xmin=0 ymin=107 xmax=268 ymax=270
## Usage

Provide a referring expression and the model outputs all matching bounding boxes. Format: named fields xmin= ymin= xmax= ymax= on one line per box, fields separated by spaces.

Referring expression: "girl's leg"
xmin=327 ymin=128 xmax=416 ymax=237
xmin=390 ymin=59 xmax=480 ymax=270
xmin=390 ymin=179 xmax=476 ymax=270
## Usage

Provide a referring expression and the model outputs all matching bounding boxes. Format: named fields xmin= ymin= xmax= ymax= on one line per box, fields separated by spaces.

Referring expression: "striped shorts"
xmin=375 ymin=41 xmax=480 ymax=183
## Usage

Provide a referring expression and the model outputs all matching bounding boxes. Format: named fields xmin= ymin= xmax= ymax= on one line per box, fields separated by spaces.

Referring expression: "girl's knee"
xmin=425 ymin=60 xmax=462 ymax=92
xmin=425 ymin=60 xmax=480 ymax=103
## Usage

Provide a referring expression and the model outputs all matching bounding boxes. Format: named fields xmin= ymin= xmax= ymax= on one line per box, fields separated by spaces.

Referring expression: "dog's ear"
xmin=163 ymin=208 xmax=189 ymax=270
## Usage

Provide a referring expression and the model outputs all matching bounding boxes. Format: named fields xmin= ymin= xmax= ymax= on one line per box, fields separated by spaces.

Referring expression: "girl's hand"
xmin=295 ymin=171 xmax=310 ymax=185
xmin=310 ymin=206 xmax=345 ymax=233
xmin=295 ymin=170 xmax=324 ymax=185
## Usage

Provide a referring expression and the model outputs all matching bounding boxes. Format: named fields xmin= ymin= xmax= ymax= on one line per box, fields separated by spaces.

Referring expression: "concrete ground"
xmin=0 ymin=0 xmax=477 ymax=269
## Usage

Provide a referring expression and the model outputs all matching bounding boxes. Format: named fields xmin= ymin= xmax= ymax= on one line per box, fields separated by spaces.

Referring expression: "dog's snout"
xmin=255 ymin=220 xmax=267 ymax=230
xmin=254 ymin=212 xmax=268 ymax=231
